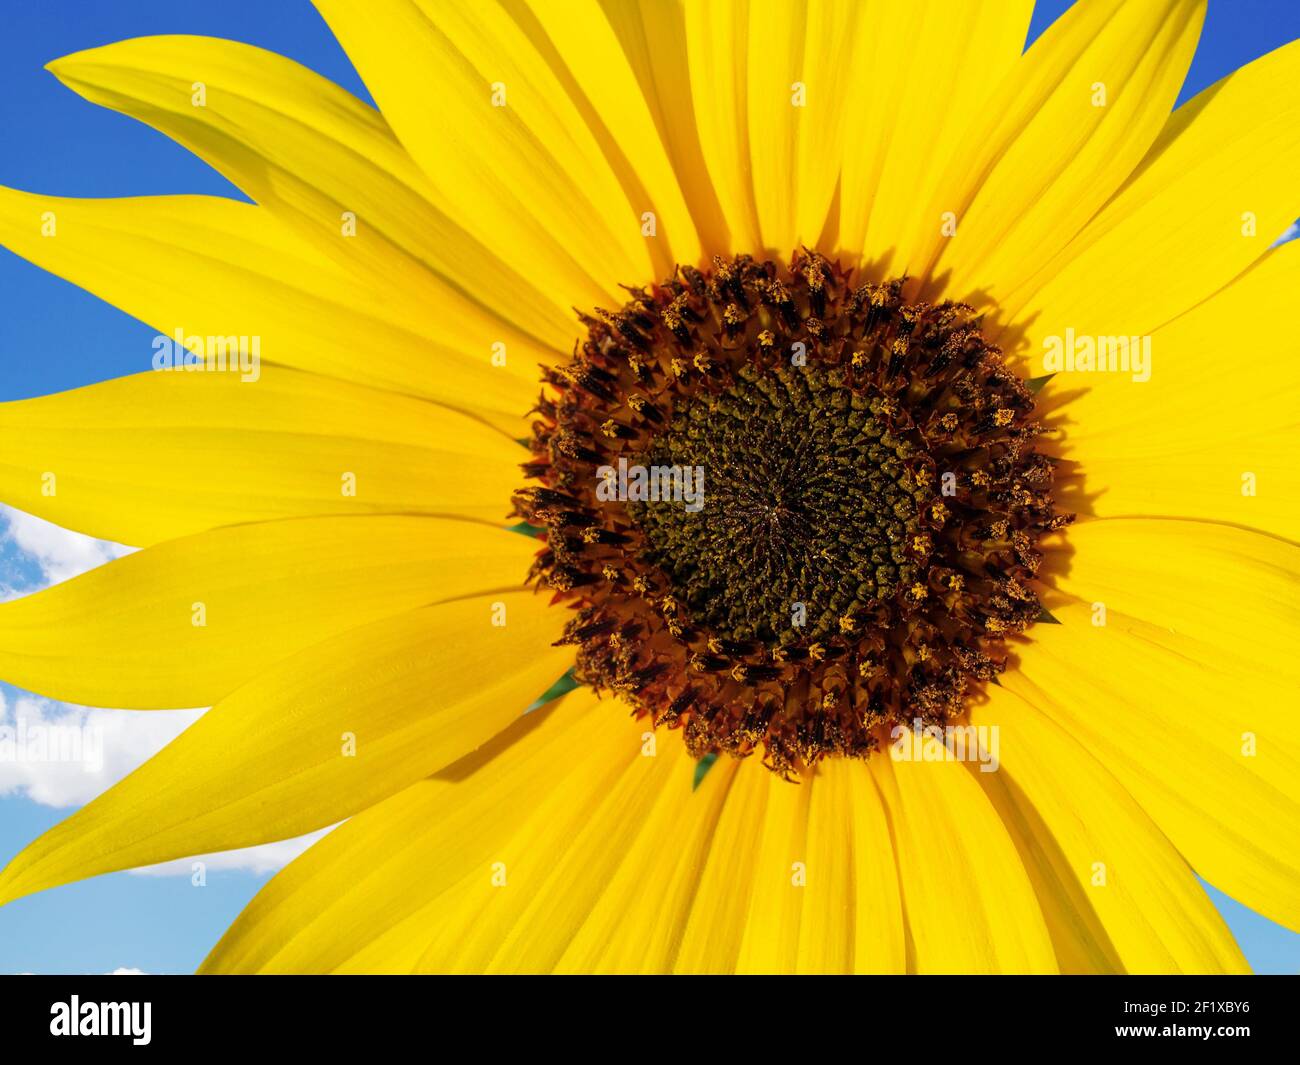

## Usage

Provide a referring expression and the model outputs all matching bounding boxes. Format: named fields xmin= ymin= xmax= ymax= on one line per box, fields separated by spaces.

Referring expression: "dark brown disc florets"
xmin=513 ymin=252 xmax=1071 ymax=777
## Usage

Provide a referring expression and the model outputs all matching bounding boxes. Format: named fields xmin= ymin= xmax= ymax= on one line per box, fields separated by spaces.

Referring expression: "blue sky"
xmin=1 ymin=0 xmax=1298 ymax=974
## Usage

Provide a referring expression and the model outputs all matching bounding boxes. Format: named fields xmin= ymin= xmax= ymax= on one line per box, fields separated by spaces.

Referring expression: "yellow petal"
xmin=514 ymin=1 xmax=703 ymax=272
xmin=713 ymin=759 xmax=904 ymax=974
xmin=202 ymin=691 xmax=714 ymax=973
xmin=466 ymin=725 xmax=709 ymax=974
xmin=0 ymin=516 xmax=539 ymax=709
xmin=313 ymin=0 xmax=652 ymax=309
xmin=927 ymin=0 xmax=1204 ymax=306
xmin=0 ymin=188 xmax=535 ymax=429
xmin=743 ymin=0 xmax=805 ymax=255
xmin=1011 ymin=519 xmax=1300 ymax=931
xmin=972 ymin=685 xmax=1249 ymax=973
xmin=201 ymin=691 xmax=608 ymax=974
xmin=746 ymin=0 xmax=857 ymax=255
xmin=870 ymin=742 xmax=1058 ymax=973
xmin=671 ymin=756 xmax=771 ymax=973
xmin=683 ymin=0 xmax=762 ymax=254
xmin=1046 ymin=240 xmax=1300 ymax=540
xmin=207 ymin=708 xmax=901 ymax=974
xmin=0 ymin=590 xmax=571 ymax=906
xmin=549 ymin=752 xmax=737 ymax=974
xmin=682 ymin=0 xmax=861 ymax=257
xmin=0 ymin=366 xmax=522 ymax=545
xmin=599 ymin=0 xmax=730 ymax=254
xmin=840 ymin=0 xmax=1033 ymax=276
xmin=47 ymin=34 xmax=575 ymax=373
xmin=729 ymin=761 xmax=812 ymax=971
xmin=793 ymin=759 xmax=905 ymax=974
xmin=1005 ymin=35 xmax=1300 ymax=357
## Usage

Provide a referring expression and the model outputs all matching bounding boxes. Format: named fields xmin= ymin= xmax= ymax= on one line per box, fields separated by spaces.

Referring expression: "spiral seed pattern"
xmin=514 ymin=253 xmax=1072 ymax=776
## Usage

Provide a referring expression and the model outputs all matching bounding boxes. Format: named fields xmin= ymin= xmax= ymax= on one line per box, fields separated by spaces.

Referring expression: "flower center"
xmin=514 ymin=253 xmax=1072 ymax=776
xmin=631 ymin=365 xmax=925 ymax=646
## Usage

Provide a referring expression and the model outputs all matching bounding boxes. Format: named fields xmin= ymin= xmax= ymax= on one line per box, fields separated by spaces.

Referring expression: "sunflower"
xmin=0 ymin=0 xmax=1297 ymax=976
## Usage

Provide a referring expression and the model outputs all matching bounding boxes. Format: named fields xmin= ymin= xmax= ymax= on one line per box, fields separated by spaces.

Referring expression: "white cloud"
xmin=0 ymin=504 xmax=132 ymax=597
xmin=0 ymin=510 xmax=186 ymax=805
xmin=0 ymin=689 xmax=336 ymax=875
xmin=0 ymin=689 xmax=202 ymax=808
xmin=0 ymin=508 xmax=330 ymax=877
xmin=12 ymin=967 xmax=148 ymax=976
xmin=129 ymin=827 xmax=337 ymax=878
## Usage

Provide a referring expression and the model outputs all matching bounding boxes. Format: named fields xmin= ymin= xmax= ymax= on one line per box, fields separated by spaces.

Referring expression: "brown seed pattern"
xmin=514 ymin=253 xmax=1072 ymax=777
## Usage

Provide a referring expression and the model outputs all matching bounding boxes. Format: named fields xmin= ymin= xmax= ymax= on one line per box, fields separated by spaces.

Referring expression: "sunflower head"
xmin=1 ymin=0 xmax=1294 ymax=979
xmin=514 ymin=251 xmax=1072 ymax=775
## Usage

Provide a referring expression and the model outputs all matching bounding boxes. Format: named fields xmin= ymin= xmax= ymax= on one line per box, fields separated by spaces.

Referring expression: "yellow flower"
xmin=0 ymin=0 xmax=1297 ymax=974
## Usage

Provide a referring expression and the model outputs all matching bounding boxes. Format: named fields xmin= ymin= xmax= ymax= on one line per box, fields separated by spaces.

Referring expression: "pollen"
xmin=514 ymin=253 xmax=1071 ymax=776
